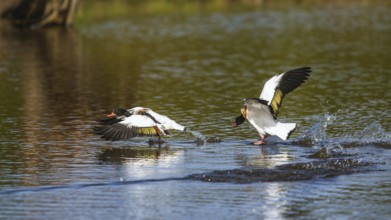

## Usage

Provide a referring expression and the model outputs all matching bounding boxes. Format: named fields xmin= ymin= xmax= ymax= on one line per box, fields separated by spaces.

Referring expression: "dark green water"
xmin=0 ymin=3 xmax=390 ymax=219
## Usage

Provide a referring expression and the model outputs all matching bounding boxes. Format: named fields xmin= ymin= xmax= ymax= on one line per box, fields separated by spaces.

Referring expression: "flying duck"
xmin=95 ymin=107 xmax=186 ymax=142
xmin=232 ymin=67 xmax=312 ymax=145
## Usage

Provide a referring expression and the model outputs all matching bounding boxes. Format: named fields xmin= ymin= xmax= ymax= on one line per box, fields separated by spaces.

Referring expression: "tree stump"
xmin=1 ymin=0 xmax=79 ymax=28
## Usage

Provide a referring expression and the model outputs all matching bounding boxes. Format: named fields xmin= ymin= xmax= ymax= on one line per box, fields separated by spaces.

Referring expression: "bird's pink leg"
xmin=253 ymin=139 xmax=266 ymax=145
xmin=253 ymin=134 xmax=269 ymax=145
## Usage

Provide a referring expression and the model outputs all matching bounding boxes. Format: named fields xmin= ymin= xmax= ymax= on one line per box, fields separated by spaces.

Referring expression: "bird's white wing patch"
xmin=259 ymin=73 xmax=284 ymax=104
xmin=120 ymin=115 xmax=157 ymax=128
xmin=147 ymin=109 xmax=185 ymax=131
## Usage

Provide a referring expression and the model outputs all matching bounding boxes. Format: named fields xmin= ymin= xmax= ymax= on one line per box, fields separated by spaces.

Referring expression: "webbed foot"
xmin=253 ymin=139 xmax=266 ymax=145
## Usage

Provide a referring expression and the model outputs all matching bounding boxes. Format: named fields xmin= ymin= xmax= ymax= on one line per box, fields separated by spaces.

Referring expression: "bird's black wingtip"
xmin=287 ymin=126 xmax=297 ymax=140
xmin=292 ymin=66 xmax=312 ymax=74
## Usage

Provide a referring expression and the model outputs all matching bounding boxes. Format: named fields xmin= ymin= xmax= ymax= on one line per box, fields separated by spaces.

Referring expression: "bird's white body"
xmin=244 ymin=99 xmax=296 ymax=141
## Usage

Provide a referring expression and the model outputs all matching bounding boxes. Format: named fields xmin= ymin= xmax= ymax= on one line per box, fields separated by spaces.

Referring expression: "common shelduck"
xmin=232 ymin=67 xmax=312 ymax=145
xmin=95 ymin=107 xmax=186 ymax=142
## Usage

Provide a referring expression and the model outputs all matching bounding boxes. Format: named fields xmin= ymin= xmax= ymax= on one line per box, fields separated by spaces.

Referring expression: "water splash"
xmin=292 ymin=113 xmax=390 ymax=149
xmin=333 ymin=122 xmax=391 ymax=148
xmin=187 ymin=130 xmax=221 ymax=146
xmin=307 ymin=145 xmax=347 ymax=159
xmin=189 ymin=130 xmax=207 ymax=145
xmin=359 ymin=122 xmax=388 ymax=139
xmin=293 ymin=113 xmax=337 ymax=147
xmin=352 ymin=122 xmax=391 ymax=148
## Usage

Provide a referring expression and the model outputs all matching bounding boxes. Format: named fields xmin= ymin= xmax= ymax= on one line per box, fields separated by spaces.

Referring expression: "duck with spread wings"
xmin=95 ymin=107 xmax=186 ymax=142
xmin=232 ymin=67 xmax=312 ymax=145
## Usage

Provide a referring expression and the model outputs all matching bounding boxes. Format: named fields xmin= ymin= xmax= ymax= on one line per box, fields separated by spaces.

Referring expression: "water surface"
xmin=0 ymin=2 xmax=390 ymax=219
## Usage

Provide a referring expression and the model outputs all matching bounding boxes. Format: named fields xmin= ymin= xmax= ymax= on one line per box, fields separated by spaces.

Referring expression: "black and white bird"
xmin=232 ymin=67 xmax=312 ymax=145
xmin=95 ymin=107 xmax=186 ymax=142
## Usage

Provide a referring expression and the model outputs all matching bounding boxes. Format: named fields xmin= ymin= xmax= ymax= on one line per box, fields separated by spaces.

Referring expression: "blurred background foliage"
xmin=75 ymin=0 xmax=391 ymax=23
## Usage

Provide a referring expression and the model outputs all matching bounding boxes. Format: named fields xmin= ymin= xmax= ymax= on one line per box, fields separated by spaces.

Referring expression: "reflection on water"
xmin=0 ymin=2 xmax=391 ymax=219
xmin=99 ymin=147 xmax=170 ymax=163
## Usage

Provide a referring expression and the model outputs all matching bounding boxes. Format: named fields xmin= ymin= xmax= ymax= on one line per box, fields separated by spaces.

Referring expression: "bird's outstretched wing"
xmin=259 ymin=67 xmax=311 ymax=118
xmin=95 ymin=115 xmax=164 ymax=141
xmin=146 ymin=109 xmax=186 ymax=131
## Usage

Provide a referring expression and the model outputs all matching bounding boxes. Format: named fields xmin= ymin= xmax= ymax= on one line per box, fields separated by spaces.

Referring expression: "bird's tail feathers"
xmin=266 ymin=122 xmax=296 ymax=140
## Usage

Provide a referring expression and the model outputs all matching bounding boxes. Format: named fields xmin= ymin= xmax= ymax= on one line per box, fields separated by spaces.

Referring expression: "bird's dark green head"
xmin=234 ymin=115 xmax=245 ymax=126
